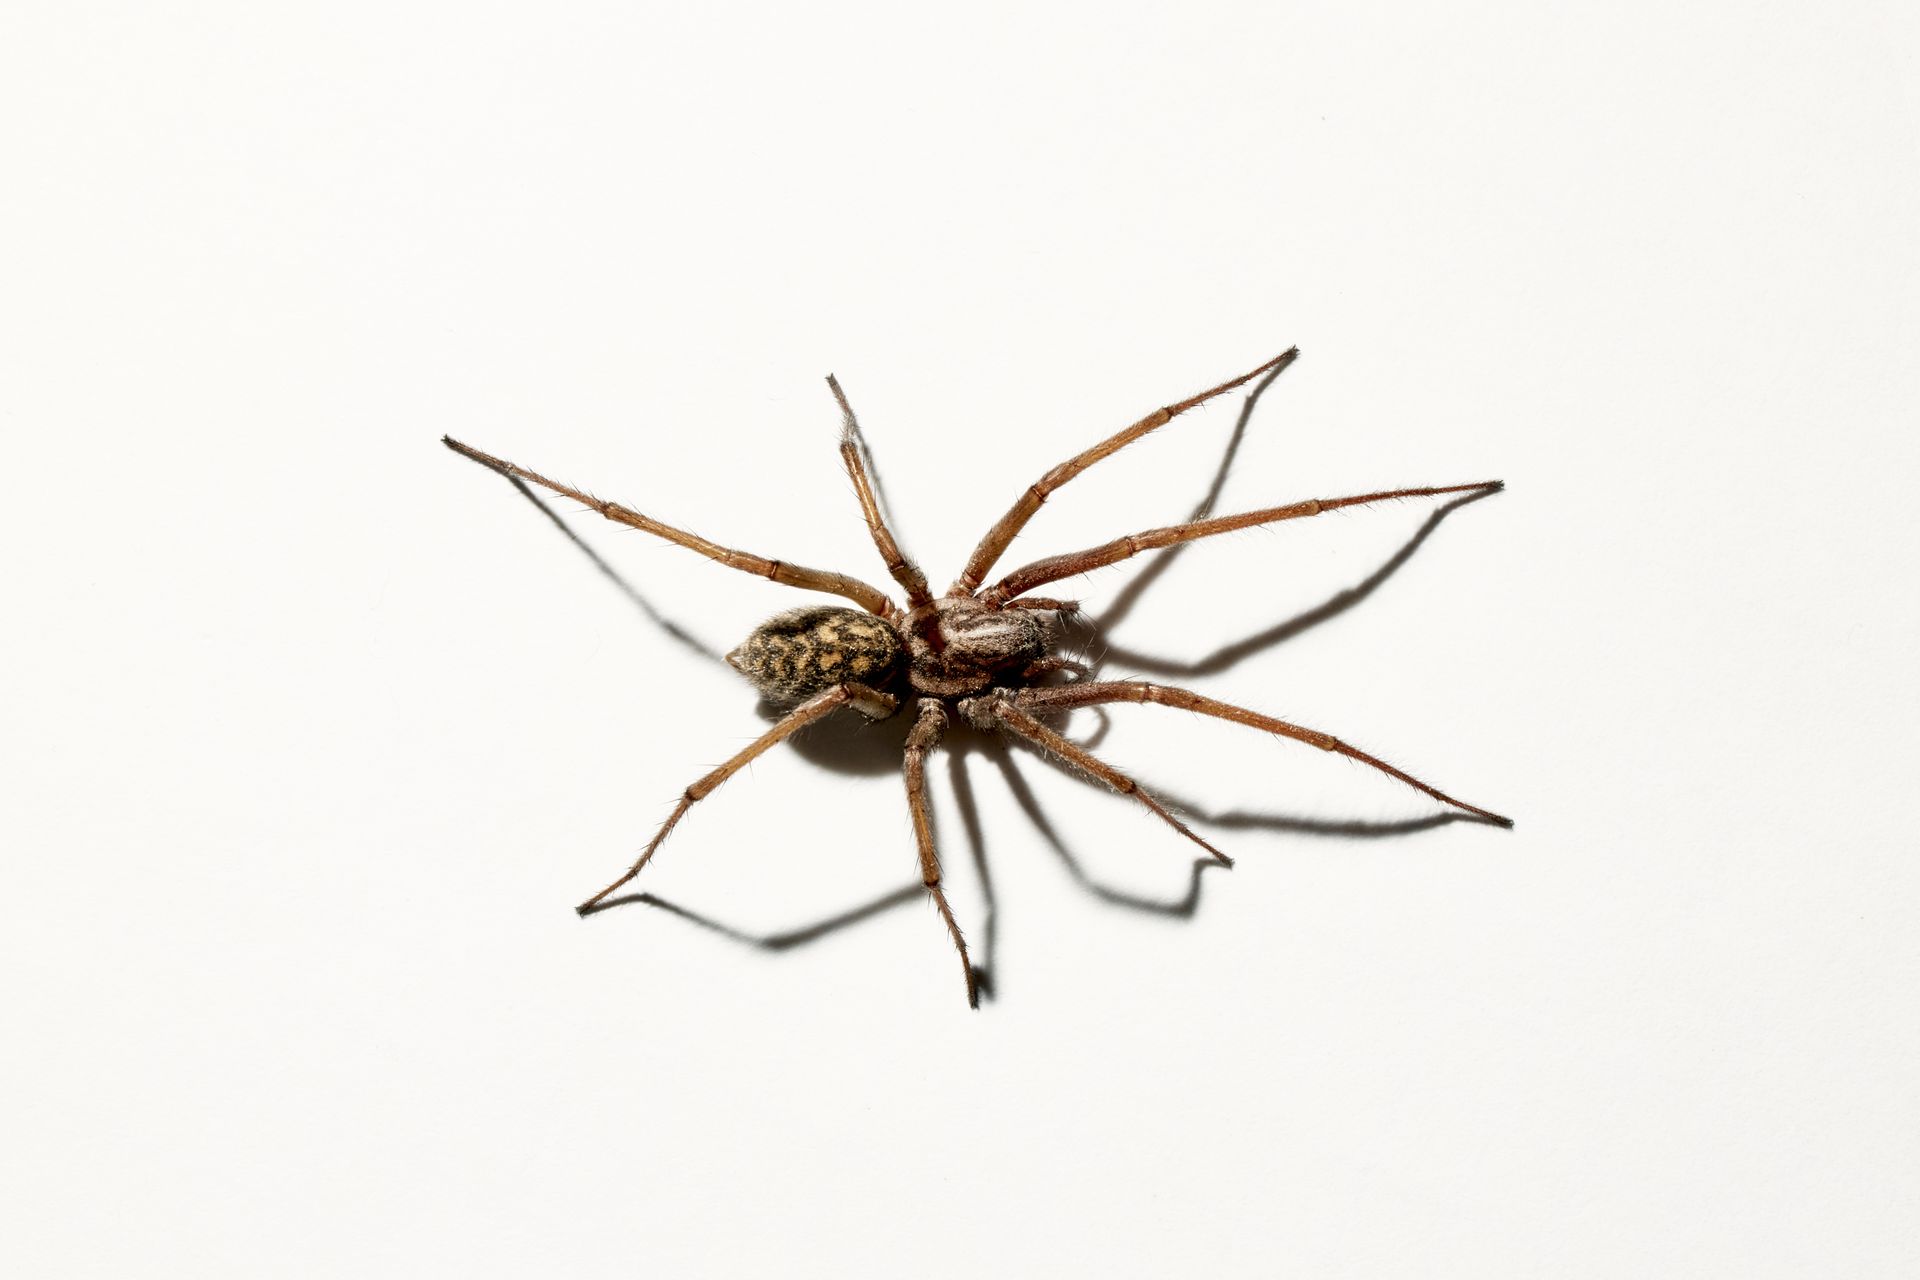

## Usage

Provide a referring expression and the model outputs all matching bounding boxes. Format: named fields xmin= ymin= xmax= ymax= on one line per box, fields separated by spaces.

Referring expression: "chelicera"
xmin=445 ymin=348 xmax=1509 ymax=1007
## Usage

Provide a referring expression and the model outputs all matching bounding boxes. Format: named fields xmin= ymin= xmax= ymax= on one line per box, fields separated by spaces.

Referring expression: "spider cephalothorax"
xmin=899 ymin=597 xmax=1050 ymax=697
xmin=446 ymin=347 xmax=1510 ymax=1007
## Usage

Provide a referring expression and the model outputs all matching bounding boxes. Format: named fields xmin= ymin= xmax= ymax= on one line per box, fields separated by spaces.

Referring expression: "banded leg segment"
xmin=983 ymin=481 xmax=1503 ymax=604
xmin=576 ymin=682 xmax=898 ymax=915
xmin=951 ymin=349 xmax=1300 ymax=594
xmin=828 ymin=376 xmax=934 ymax=610
xmin=444 ymin=436 xmax=895 ymax=615
xmin=903 ymin=698 xmax=978 ymax=1007
xmin=1013 ymin=681 xmax=1511 ymax=827
xmin=973 ymin=695 xmax=1233 ymax=867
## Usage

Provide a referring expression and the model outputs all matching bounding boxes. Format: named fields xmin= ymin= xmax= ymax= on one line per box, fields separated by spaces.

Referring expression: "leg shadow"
xmin=497 ymin=473 xmax=727 ymax=666
xmin=986 ymin=739 xmax=1223 ymax=918
xmin=949 ymin=745 xmax=999 ymax=1001
xmin=1088 ymin=486 xmax=1505 ymax=679
xmin=582 ymin=884 xmax=924 ymax=947
xmin=1149 ymin=788 xmax=1506 ymax=837
xmin=1095 ymin=348 xmax=1295 ymax=634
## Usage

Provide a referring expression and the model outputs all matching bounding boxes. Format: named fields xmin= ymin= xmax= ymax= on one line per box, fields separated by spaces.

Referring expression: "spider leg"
xmin=444 ymin=437 xmax=896 ymax=616
xmin=903 ymin=698 xmax=979 ymax=1008
xmin=1010 ymin=681 xmax=1512 ymax=827
xmin=1020 ymin=656 xmax=1090 ymax=682
xmin=951 ymin=348 xmax=1299 ymax=594
xmin=980 ymin=480 xmax=1503 ymax=605
xmin=968 ymin=693 xmax=1234 ymax=868
xmin=827 ymin=375 xmax=935 ymax=610
xmin=575 ymin=682 xmax=898 ymax=915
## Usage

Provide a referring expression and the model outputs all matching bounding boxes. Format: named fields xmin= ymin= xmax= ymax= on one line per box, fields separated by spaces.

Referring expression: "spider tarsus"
xmin=576 ymin=891 xmax=618 ymax=916
xmin=1448 ymin=798 xmax=1513 ymax=828
xmin=1182 ymin=828 xmax=1233 ymax=868
xmin=1443 ymin=802 xmax=1520 ymax=832
xmin=825 ymin=373 xmax=856 ymax=441
xmin=442 ymin=435 xmax=497 ymax=469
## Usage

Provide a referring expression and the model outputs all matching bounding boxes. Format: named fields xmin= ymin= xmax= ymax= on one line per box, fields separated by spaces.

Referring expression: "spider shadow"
xmin=495 ymin=360 xmax=1503 ymax=1000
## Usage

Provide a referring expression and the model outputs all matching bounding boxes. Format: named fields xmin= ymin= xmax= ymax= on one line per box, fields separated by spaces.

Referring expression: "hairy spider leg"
xmin=978 ymin=696 xmax=1234 ymax=867
xmin=827 ymin=375 xmax=934 ymax=611
xmin=903 ymin=698 xmax=979 ymax=1007
xmin=442 ymin=436 xmax=896 ymax=616
xmin=1011 ymin=681 xmax=1512 ymax=827
xmin=980 ymin=481 xmax=1503 ymax=605
xmin=1019 ymin=656 xmax=1091 ymax=681
xmin=575 ymin=682 xmax=899 ymax=915
xmin=951 ymin=348 xmax=1300 ymax=594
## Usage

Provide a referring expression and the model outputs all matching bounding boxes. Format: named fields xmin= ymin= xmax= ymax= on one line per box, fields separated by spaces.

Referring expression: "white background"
xmin=5 ymin=2 xmax=1917 ymax=1276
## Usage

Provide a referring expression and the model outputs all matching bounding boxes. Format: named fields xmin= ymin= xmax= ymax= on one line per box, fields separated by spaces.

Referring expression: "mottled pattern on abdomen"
xmin=725 ymin=606 xmax=903 ymax=704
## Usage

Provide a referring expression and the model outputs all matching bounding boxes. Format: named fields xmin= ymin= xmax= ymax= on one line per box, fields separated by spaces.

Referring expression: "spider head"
xmin=901 ymin=597 xmax=1047 ymax=696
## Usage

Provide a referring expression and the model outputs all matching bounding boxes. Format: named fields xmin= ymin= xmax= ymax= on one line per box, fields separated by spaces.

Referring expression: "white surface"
xmin=5 ymin=2 xmax=1917 ymax=1276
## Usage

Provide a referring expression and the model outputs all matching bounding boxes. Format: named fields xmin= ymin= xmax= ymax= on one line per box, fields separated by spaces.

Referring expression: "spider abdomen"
xmin=726 ymin=605 xmax=903 ymax=705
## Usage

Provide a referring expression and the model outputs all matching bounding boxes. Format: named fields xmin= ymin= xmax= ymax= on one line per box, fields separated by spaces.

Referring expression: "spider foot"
xmin=970 ymin=966 xmax=992 ymax=1008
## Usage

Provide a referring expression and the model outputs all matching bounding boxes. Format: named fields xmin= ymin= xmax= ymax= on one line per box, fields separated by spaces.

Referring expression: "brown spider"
xmin=444 ymin=348 xmax=1509 ymax=1007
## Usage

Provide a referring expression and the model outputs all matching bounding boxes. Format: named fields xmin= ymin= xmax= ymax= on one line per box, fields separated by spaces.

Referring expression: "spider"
xmin=444 ymin=348 xmax=1509 ymax=1007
